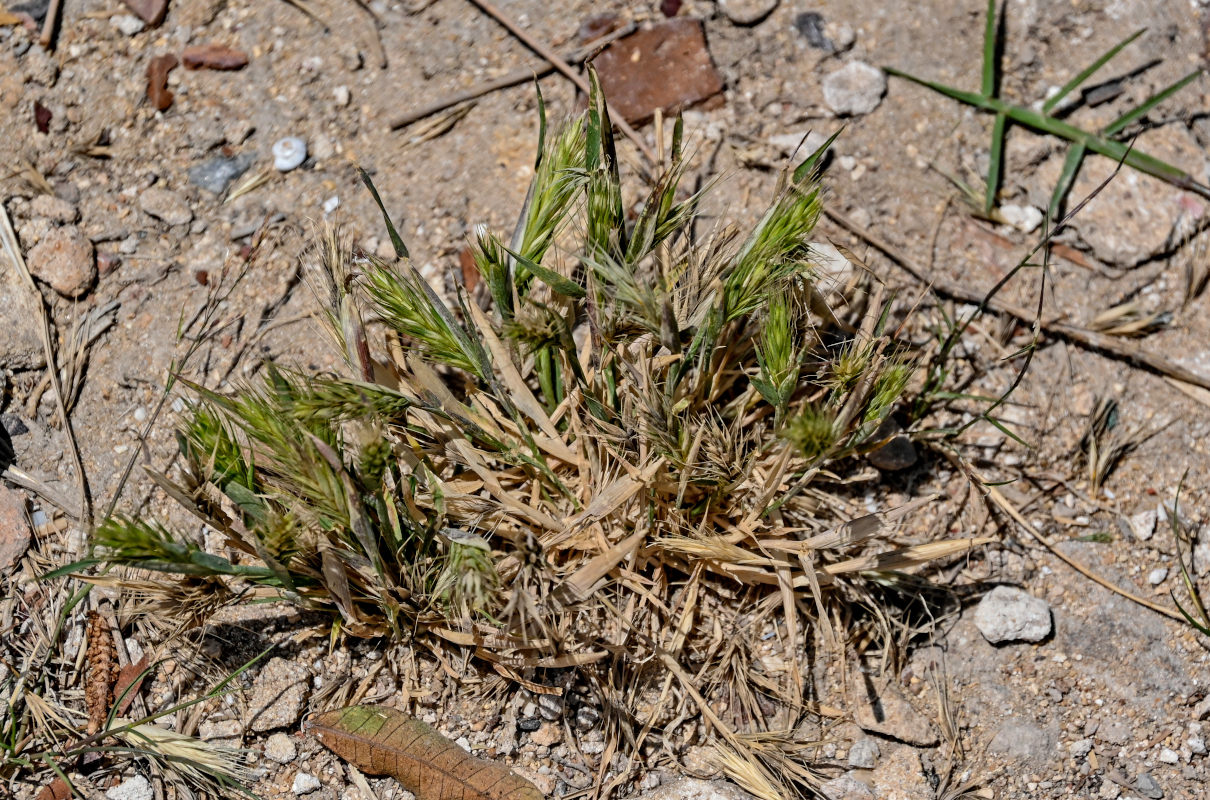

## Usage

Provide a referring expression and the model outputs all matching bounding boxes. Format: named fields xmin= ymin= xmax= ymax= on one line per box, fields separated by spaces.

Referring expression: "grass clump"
xmin=82 ymin=78 xmax=989 ymax=796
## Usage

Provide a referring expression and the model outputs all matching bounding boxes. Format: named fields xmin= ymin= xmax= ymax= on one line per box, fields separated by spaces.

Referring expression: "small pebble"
xmin=30 ymin=193 xmax=79 ymax=224
xmin=111 ymin=14 xmax=145 ymax=36
xmin=182 ymin=44 xmax=250 ymax=71
xmin=1188 ymin=736 xmax=1206 ymax=755
xmin=848 ymin=736 xmax=879 ymax=769
xmin=322 ymin=195 xmax=339 ymax=215
xmin=999 ymin=203 xmax=1043 ymax=234
xmin=292 ymin=772 xmax=321 ymax=795
xmin=106 ymin=776 xmax=153 ymax=800
xmin=974 ymin=586 xmax=1053 ymax=644
xmin=822 ymin=61 xmax=886 ymax=116
xmin=263 ymin=732 xmax=297 ymax=764
xmin=273 ymin=137 xmax=307 ymax=171
xmin=1130 ymin=508 xmax=1158 ymax=541
xmin=1135 ymin=772 xmax=1163 ymax=799
xmin=188 ymin=154 xmax=254 ymax=194
xmin=1069 ymin=738 xmax=1094 ymax=758
xmin=28 ymin=225 xmax=96 ymax=297
xmin=717 ymin=0 xmax=779 ymax=26
xmin=1159 ymin=747 xmax=1180 ymax=764
xmin=794 ymin=12 xmax=834 ymax=51
xmin=1148 ymin=567 xmax=1169 ymax=585
xmin=333 ymin=85 xmax=351 ymax=107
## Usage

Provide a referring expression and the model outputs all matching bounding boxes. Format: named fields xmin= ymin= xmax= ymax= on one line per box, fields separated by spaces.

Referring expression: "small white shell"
xmin=272 ymin=137 xmax=306 ymax=172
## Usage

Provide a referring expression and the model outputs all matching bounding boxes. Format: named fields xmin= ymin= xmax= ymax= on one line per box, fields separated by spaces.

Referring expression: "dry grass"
xmin=59 ymin=79 xmax=996 ymax=797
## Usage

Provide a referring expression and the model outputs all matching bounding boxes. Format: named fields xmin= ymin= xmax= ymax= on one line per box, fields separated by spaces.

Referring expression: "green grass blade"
xmin=884 ymin=67 xmax=1210 ymax=199
xmin=985 ymin=111 xmax=1007 ymax=214
xmin=1042 ymin=28 xmax=1145 ymax=113
xmin=792 ymin=127 xmax=843 ymax=183
xmin=501 ymin=244 xmax=586 ymax=298
xmin=357 ymin=168 xmax=409 ymax=259
xmin=1049 ymin=142 xmax=1086 ymax=219
xmin=981 ymin=0 xmax=999 ymax=97
xmin=1102 ymin=69 xmax=1202 ymax=137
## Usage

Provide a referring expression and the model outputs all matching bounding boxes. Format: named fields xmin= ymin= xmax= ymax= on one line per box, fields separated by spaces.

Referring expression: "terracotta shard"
xmin=146 ymin=53 xmax=179 ymax=111
xmin=182 ymin=44 xmax=249 ymax=71
xmin=122 ymin=0 xmax=168 ymax=27
xmin=309 ymin=705 xmax=544 ymax=800
xmin=590 ymin=18 xmax=724 ymax=125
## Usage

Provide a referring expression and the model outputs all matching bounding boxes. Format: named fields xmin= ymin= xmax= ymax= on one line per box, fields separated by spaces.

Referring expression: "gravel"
xmin=263 ymin=731 xmax=297 ymax=764
xmin=847 ymin=736 xmax=880 ymax=769
xmin=974 ymin=586 xmax=1053 ymax=644
xmin=291 ymin=772 xmax=321 ymax=795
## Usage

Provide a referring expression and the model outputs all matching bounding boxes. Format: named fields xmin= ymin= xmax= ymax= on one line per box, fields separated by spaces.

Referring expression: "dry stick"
xmin=388 ymin=23 xmax=637 ymax=130
xmin=39 ymin=0 xmax=62 ymax=47
xmin=0 ymin=204 xmax=91 ymax=526
xmin=465 ymin=0 xmax=657 ymax=166
xmin=823 ymin=207 xmax=1210 ymax=392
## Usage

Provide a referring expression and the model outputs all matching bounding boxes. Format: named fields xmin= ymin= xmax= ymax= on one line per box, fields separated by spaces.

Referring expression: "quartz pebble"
xmin=1159 ymin=747 xmax=1180 ymax=764
xmin=111 ymin=14 xmax=145 ymax=36
xmin=1148 ymin=567 xmax=1169 ymax=585
xmin=106 ymin=776 xmax=153 ymax=800
xmin=974 ymin=586 xmax=1052 ymax=644
xmin=273 ymin=137 xmax=307 ymax=171
xmin=291 ymin=773 xmax=320 ymax=795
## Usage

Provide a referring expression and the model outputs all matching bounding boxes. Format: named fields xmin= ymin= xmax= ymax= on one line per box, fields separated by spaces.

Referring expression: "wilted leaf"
xmin=35 ymin=776 xmax=71 ymax=800
xmin=308 ymin=705 xmax=544 ymax=800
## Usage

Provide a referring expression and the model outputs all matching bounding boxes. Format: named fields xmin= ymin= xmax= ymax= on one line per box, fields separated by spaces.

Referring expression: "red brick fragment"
xmin=146 ymin=53 xmax=179 ymax=111
xmin=591 ymin=18 xmax=724 ymax=125
xmin=182 ymin=44 xmax=249 ymax=71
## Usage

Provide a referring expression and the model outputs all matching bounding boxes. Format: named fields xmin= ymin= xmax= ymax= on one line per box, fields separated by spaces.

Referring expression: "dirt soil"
xmin=3 ymin=1 xmax=1210 ymax=799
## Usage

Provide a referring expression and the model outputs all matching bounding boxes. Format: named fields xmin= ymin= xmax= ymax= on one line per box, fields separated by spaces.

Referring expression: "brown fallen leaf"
xmin=308 ymin=705 xmax=544 ymax=800
xmin=35 ymin=776 xmax=71 ymax=800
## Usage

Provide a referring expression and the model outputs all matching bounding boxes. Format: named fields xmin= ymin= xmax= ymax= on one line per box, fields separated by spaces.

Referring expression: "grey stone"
xmin=974 ymin=586 xmax=1053 ymax=644
xmin=631 ymin=777 xmax=756 ymax=800
xmin=822 ymin=62 xmax=886 ymax=116
xmin=1136 ymin=772 xmax=1163 ymax=799
xmin=188 ymin=154 xmax=254 ymax=195
xmin=794 ymin=12 xmax=834 ymax=51
xmin=27 ymin=225 xmax=96 ymax=297
xmin=847 ymin=736 xmax=879 ymax=769
xmin=1069 ymin=738 xmax=1094 ymax=758
xmin=247 ymin=657 xmax=310 ymax=732
xmin=263 ymin=731 xmax=296 ymax=764
xmin=819 ymin=773 xmax=876 ymax=800
xmin=106 ymin=776 xmax=153 ymax=800
xmin=292 ymin=772 xmax=321 ymax=795
xmin=717 ymin=0 xmax=779 ymax=26
xmin=139 ymin=187 xmax=193 ymax=226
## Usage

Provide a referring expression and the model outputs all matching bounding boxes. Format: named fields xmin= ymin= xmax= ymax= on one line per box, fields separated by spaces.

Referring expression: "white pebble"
xmin=1159 ymin=747 xmax=1180 ymax=764
xmin=1148 ymin=567 xmax=1168 ymax=585
xmin=273 ymin=137 xmax=307 ymax=172
xmin=133 ymin=407 xmax=148 ymax=423
xmin=333 ymin=85 xmax=351 ymax=107
xmin=292 ymin=772 xmax=321 ymax=795
xmin=106 ymin=776 xmax=152 ymax=800
xmin=322 ymin=195 xmax=340 ymax=215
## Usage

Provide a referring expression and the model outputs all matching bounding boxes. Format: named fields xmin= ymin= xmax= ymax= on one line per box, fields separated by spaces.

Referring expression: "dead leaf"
xmin=113 ymin=655 xmax=150 ymax=716
xmin=308 ymin=705 xmax=544 ymax=800
xmin=35 ymin=776 xmax=71 ymax=800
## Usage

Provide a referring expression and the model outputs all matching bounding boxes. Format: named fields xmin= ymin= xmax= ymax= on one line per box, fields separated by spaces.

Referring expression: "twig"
xmin=389 ymin=23 xmax=637 ymax=130
xmin=464 ymin=0 xmax=656 ymax=166
xmin=39 ymin=0 xmax=62 ymax=48
xmin=0 ymin=202 xmax=91 ymax=526
xmin=823 ymin=207 xmax=1210 ymax=392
